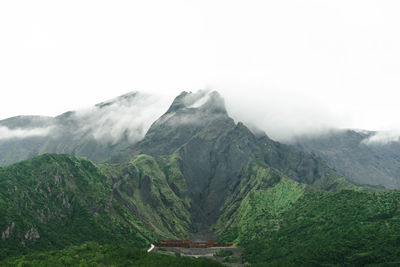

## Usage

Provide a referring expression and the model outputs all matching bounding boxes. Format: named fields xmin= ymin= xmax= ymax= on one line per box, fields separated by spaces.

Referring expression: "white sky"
xmin=1 ymin=0 xmax=400 ymax=140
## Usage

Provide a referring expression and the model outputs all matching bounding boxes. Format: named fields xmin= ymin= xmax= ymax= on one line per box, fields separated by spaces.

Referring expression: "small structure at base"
xmin=154 ymin=240 xmax=233 ymax=248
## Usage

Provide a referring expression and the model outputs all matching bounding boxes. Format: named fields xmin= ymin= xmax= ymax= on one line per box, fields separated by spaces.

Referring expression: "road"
xmin=147 ymin=244 xmax=155 ymax=253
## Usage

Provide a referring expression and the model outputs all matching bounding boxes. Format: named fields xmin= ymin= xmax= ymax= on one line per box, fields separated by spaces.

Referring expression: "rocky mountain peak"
xmin=166 ymin=90 xmax=227 ymax=115
xmin=129 ymin=91 xmax=231 ymax=157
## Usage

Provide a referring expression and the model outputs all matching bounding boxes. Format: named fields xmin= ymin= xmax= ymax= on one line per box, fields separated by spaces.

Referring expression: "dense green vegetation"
xmin=100 ymin=154 xmax=193 ymax=239
xmin=0 ymin=154 xmax=150 ymax=260
xmin=217 ymin=176 xmax=400 ymax=266
xmin=1 ymin=242 xmax=223 ymax=266
xmin=0 ymin=153 xmax=193 ymax=261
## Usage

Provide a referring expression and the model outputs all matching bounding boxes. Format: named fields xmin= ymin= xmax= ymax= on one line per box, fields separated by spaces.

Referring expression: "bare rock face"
xmin=24 ymin=227 xmax=40 ymax=241
xmin=2 ymin=222 xmax=15 ymax=240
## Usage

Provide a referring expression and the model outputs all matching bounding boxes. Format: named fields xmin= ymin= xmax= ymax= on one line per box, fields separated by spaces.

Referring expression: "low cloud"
xmin=3 ymin=89 xmax=399 ymax=147
xmin=0 ymin=92 xmax=172 ymax=145
xmin=0 ymin=92 xmax=172 ymax=146
xmin=219 ymin=87 xmax=346 ymax=143
xmin=71 ymin=92 xmax=172 ymax=144
xmin=183 ymin=90 xmax=211 ymax=108
xmin=362 ymin=130 xmax=400 ymax=145
xmin=0 ymin=126 xmax=53 ymax=140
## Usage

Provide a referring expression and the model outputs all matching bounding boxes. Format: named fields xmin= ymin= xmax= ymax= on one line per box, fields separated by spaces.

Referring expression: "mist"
xmin=0 ymin=126 xmax=53 ymax=140
xmin=1 ymin=89 xmax=399 ymax=148
xmin=362 ymin=130 xmax=400 ymax=145
xmin=68 ymin=92 xmax=172 ymax=144
xmin=0 ymin=92 xmax=172 ymax=145
xmin=1 ymin=1 xmax=400 ymax=142
xmin=214 ymin=87 xmax=346 ymax=142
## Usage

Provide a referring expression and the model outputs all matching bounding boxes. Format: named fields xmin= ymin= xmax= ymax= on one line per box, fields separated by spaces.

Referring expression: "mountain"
xmin=1 ymin=90 xmax=400 ymax=266
xmin=0 ymin=92 xmax=165 ymax=166
xmin=122 ymin=91 xmax=352 ymax=233
xmin=294 ymin=129 xmax=400 ymax=189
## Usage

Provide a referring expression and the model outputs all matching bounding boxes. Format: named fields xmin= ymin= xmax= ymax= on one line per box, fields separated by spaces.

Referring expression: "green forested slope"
xmin=0 ymin=153 xmax=193 ymax=260
xmin=100 ymin=154 xmax=193 ymax=239
xmin=216 ymin=173 xmax=400 ymax=266
xmin=0 ymin=154 xmax=144 ymax=259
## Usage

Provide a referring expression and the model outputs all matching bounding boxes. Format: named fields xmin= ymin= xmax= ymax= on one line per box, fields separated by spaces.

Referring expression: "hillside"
xmin=0 ymin=153 xmax=194 ymax=260
xmin=226 ymin=184 xmax=400 ymax=265
xmin=294 ymin=130 xmax=400 ymax=189
xmin=213 ymin=163 xmax=400 ymax=265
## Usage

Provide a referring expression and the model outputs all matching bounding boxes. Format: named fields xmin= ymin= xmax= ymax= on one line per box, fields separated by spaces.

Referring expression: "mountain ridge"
xmin=1 ymin=90 xmax=400 ymax=266
xmin=294 ymin=129 xmax=400 ymax=189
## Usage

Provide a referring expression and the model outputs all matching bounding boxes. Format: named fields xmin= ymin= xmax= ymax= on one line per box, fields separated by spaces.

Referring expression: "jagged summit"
xmin=166 ymin=90 xmax=227 ymax=114
xmin=131 ymin=90 xmax=232 ymax=157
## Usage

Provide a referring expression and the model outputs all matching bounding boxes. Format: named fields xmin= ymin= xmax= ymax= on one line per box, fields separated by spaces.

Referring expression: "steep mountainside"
xmin=0 ymin=153 xmax=194 ymax=260
xmin=220 ymin=180 xmax=400 ymax=266
xmin=294 ymin=130 xmax=400 ymax=189
xmin=121 ymin=91 xmax=350 ymax=232
xmin=211 ymin=161 xmax=400 ymax=265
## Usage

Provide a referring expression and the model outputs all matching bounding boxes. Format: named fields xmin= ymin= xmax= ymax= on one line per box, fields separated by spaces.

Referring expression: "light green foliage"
xmin=216 ymin=163 xmax=306 ymax=243
xmin=226 ymin=185 xmax=400 ymax=265
xmin=157 ymin=153 xmax=190 ymax=207
xmin=213 ymin=162 xmax=400 ymax=265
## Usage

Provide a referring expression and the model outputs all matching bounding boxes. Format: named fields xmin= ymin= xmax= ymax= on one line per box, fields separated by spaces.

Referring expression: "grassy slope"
xmin=256 ymin=189 xmax=400 ymax=266
xmin=100 ymin=154 xmax=193 ymax=239
xmin=215 ymin=163 xmax=307 ymax=243
xmin=215 ymin=163 xmax=400 ymax=266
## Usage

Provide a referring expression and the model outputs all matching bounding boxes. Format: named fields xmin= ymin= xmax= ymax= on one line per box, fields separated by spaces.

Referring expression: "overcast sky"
xmin=1 ymin=0 xmax=400 ymax=140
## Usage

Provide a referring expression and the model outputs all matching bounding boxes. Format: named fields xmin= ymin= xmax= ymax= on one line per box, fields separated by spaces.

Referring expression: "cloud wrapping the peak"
xmin=72 ymin=92 xmax=172 ymax=144
xmin=219 ymin=87 xmax=346 ymax=142
xmin=183 ymin=90 xmax=211 ymax=108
